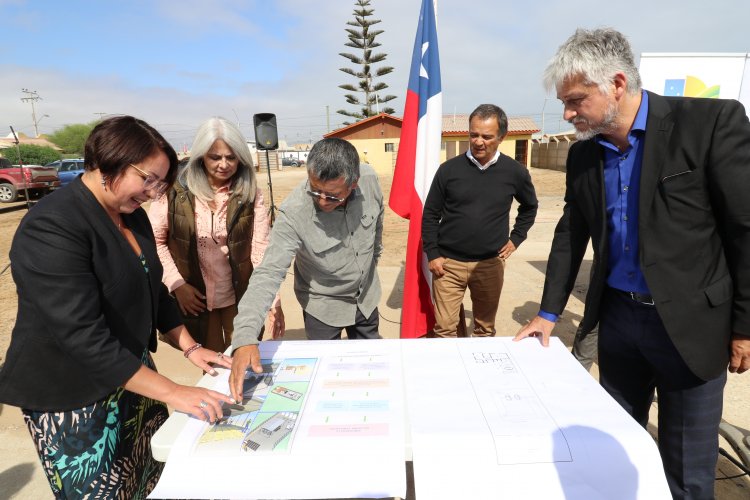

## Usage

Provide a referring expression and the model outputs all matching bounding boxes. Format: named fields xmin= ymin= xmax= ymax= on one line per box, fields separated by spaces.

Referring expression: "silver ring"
xmin=199 ymin=401 xmax=208 ymax=408
xmin=217 ymin=352 xmax=223 ymax=360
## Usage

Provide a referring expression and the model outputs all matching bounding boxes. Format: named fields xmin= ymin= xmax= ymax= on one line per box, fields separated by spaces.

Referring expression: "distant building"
xmin=254 ymin=139 xmax=311 ymax=172
xmin=0 ymin=133 xmax=62 ymax=152
xmin=530 ymin=131 xmax=577 ymax=172
xmin=441 ymin=114 xmax=538 ymax=168
xmin=323 ymin=113 xmax=539 ymax=175
xmin=323 ymin=114 xmax=403 ymax=174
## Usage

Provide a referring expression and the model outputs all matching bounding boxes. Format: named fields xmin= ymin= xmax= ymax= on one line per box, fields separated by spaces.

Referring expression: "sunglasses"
xmin=306 ymin=190 xmax=347 ymax=204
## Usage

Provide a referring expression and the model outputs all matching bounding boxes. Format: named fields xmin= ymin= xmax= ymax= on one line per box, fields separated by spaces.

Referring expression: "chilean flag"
xmin=388 ymin=0 xmax=441 ymax=338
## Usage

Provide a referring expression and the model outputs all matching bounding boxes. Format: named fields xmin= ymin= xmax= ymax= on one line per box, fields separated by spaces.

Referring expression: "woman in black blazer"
xmin=0 ymin=116 xmax=233 ymax=499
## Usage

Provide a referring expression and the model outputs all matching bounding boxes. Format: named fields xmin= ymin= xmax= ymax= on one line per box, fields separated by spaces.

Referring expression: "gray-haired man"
xmin=515 ymin=28 xmax=750 ymax=498
xmin=229 ymin=138 xmax=384 ymax=400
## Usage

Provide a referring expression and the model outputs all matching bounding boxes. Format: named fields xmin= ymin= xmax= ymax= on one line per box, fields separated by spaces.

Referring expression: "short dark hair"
xmin=84 ymin=115 xmax=178 ymax=186
xmin=469 ymin=104 xmax=509 ymax=137
xmin=306 ymin=138 xmax=360 ymax=186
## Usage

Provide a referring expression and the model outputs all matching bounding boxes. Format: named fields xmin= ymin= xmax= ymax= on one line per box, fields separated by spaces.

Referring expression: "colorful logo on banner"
xmin=664 ymin=76 xmax=720 ymax=98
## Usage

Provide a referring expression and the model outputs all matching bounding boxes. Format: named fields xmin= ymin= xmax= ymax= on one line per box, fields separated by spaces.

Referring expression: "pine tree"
xmin=338 ymin=0 xmax=396 ymax=122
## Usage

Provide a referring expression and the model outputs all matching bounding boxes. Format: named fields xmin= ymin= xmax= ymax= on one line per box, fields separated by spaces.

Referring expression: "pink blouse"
xmin=149 ymin=187 xmax=278 ymax=311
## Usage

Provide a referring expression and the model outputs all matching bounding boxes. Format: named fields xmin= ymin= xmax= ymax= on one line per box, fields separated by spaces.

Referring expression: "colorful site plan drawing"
xmin=149 ymin=339 xmax=407 ymax=500
xmin=193 ymin=358 xmax=317 ymax=456
xmin=297 ymin=354 xmax=395 ymax=448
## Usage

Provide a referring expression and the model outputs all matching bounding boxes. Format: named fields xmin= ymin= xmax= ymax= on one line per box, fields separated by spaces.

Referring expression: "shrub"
xmin=1 ymin=144 xmax=62 ymax=165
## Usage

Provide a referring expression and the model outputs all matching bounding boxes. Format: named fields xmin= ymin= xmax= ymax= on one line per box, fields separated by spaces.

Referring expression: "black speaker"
xmin=253 ymin=113 xmax=279 ymax=150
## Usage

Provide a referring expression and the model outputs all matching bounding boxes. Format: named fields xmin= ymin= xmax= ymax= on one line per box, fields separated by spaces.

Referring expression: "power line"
xmin=20 ymin=89 xmax=43 ymax=137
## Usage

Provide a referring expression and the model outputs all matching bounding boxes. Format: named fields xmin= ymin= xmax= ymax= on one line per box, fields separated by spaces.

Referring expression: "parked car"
xmin=0 ymin=160 xmax=61 ymax=203
xmin=281 ymin=156 xmax=304 ymax=167
xmin=46 ymin=158 xmax=85 ymax=187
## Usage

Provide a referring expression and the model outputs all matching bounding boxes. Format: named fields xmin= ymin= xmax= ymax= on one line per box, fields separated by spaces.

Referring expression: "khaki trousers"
xmin=432 ymin=256 xmax=505 ymax=338
xmin=204 ymin=304 xmax=239 ymax=353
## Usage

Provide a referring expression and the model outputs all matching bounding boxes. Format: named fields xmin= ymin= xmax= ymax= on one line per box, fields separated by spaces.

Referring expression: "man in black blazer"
xmin=515 ymin=28 xmax=750 ymax=499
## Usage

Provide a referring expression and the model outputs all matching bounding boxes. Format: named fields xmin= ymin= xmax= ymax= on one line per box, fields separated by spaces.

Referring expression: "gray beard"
xmin=571 ymin=101 xmax=618 ymax=141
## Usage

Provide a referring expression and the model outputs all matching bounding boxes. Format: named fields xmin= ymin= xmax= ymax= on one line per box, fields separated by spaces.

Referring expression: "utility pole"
xmin=9 ymin=126 xmax=32 ymax=210
xmin=21 ymin=89 xmax=42 ymax=137
xmin=540 ymin=97 xmax=553 ymax=141
xmin=326 ymin=105 xmax=330 ymax=133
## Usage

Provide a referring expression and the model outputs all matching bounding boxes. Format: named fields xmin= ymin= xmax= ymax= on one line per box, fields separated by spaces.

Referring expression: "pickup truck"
xmin=0 ymin=158 xmax=61 ymax=203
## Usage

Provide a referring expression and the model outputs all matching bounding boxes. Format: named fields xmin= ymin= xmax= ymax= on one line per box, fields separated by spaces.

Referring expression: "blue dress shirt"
xmin=539 ymin=91 xmax=650 ymax=323
xmin=600 ymin=91 xmax=650 ymax=294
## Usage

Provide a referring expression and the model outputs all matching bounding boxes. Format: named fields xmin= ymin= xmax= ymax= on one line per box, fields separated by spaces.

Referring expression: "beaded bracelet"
xmin=183 ymin=343 xmax=202 ymax=358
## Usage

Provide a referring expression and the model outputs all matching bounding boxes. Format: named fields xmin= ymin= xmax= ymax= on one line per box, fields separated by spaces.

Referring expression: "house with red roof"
xmin=324 ymin=113 xmax=539 ymax=174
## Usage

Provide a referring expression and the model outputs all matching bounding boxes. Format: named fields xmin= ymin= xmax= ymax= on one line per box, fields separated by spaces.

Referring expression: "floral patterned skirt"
xmin=22 ymin=353 xmax=168 ymax=499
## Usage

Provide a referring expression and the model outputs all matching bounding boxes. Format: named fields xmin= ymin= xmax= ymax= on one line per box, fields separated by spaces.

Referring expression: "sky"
xmin=2 ymin=0 xmax=749 ymax=150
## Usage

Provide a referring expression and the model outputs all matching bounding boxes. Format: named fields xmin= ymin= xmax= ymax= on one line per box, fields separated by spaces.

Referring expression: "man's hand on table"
xmin=229 ymin=344 xmax=264 ymax=403
xmin=513 ymin=315 xmax=556 ymax=347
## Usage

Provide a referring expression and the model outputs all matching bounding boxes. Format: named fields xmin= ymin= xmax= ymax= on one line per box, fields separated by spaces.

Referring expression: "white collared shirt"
xmin=466 ymin=149 xmax=500 ymax=170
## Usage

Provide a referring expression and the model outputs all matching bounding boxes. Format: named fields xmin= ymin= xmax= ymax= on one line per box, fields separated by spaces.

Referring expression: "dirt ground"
xmin=1 ymin=166 xmax=749 ymax=498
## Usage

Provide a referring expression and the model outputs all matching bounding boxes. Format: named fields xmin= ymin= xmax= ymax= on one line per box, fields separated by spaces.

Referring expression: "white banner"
xmin=639 ymin=52 xmax=750 ymax=115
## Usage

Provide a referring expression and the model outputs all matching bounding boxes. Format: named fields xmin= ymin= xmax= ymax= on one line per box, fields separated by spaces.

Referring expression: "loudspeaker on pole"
xmin=253 ymin=113 xmax=279 ymax=150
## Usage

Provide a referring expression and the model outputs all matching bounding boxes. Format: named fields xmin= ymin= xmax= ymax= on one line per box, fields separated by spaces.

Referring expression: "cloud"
xmin=152 ymin=0 xmax=263 ymax=35
xmin=2 ymin=0 xmax=750 ymax=145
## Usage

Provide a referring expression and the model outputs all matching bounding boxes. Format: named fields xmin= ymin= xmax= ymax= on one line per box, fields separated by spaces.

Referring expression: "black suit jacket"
xmin=541 ymin=91 xmax=750 ymax=381
xmin=0 ymin=177 xmax=182 ymax=411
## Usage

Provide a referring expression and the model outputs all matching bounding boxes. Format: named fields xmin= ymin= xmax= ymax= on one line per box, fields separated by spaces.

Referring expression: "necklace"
xmin=111 ymin=214 xmax=124 ymax=231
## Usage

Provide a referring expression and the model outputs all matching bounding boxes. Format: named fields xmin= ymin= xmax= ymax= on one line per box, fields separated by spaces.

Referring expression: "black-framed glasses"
xmin=130 ymin=164 xmax=169 ymax=198
xmin=306 ymin=190 xmax=346 ymax=204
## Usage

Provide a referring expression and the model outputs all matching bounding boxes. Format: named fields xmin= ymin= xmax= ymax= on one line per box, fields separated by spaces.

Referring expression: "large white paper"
xmin=151 ymin=337 xmax=671 ymax=499
xmin=149 ymin=340 xmax=407 ymax=499
xmin=402 ymin=337 xmax=671 ymax=500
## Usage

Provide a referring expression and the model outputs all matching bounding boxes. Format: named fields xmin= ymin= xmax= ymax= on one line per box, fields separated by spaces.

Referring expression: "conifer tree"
xmin=338 ymin=0 xmax=396 ymax=122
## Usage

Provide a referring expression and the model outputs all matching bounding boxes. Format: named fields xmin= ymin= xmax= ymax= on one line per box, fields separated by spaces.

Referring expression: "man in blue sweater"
xmin=422 ymin=104 xmax=538 ymax=337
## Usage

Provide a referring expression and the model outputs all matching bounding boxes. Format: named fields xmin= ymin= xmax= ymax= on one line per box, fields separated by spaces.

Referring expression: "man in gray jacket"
xmin=229 ymin=137 xmax=384 ymax=401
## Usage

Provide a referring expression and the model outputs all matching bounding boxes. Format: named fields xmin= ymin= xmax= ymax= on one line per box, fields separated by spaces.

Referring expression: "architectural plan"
xmin=150 ymin=338 xmax=670 ymax=499
xmin=149 ymin=340 xmax=407 ymax=500
xmin=402 ymin=337 xmax=671 ymax=500
xmin=192 ymin=358 xmax=315 ymax=457
xmin=459 ymin=348 xmax=571 ymax=464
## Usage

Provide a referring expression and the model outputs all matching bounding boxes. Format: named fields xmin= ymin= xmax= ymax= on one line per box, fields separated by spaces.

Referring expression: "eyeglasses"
xmin=129 ymin=164 xmax=169 ymax=198
xmin=306 ymin=190 xmax=347 ymax=204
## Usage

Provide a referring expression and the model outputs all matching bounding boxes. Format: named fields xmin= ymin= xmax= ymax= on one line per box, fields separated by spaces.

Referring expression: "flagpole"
xmin=389 ymin=0 xmax=442 ymax=338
